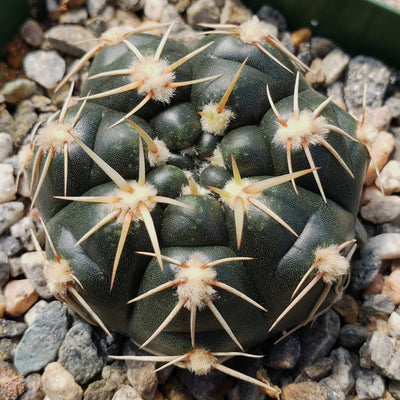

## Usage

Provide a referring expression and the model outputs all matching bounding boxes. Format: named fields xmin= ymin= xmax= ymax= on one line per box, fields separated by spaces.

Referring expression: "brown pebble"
xmin=20 ymin=20 xmax=44 ymax=48
xmin=333 ymin=294 xmax=359 ymax=323
xmin=281 ymin=381 xmax=327 ymax=400
xmin=378 ymin=160 xmax=400 ymax=195
xmin=4 ymin=279 xmax=38 ymax=318
xmin=0 ymin=361 xmax=25 ymax=400
xmin=363 ymin=273 xmax=385 ymax=295
xmin=291 ymin=28 xmax=312 ymax=48
xmin=362 ymin=185 xmax=384 ymax=204
xmin=382 ymin=269 xmax=400 ymax=305
xmin=364 ymin=106 xmax=392 ymax=132
xmin=305 ymin=58 xmax=325 ymax=86
xmin=365 ymin=131 xmax=395 ymax=186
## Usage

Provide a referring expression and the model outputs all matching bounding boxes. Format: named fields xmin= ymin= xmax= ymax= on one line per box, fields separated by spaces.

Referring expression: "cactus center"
xmin=114 ymin=181 xmax=158 ymax=220
xmin=175 ymin=253 xmax=217 ymax=310
xmin=184 ymin=349 xmax=217 ymax=375
xmin=131 ymin=57 xmax=176 ymax=102
xmin=36 ymin=123 xmax=77 ymax=152
xmin=223 ymin=178 xmax=259 ymax=210
xmin=200 ymin=103 xmax=235 ymax=135
xmin=273 ymin=111 xmax=329 ymax=151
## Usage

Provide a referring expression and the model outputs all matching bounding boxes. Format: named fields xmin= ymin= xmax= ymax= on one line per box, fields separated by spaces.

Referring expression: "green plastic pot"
xmin=244 ymin=0 xmax=400 ymax=67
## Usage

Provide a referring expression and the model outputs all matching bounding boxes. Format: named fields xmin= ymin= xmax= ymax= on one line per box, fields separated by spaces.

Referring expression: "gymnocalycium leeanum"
xmin=26 ymin=17 xmax=367 ymax=392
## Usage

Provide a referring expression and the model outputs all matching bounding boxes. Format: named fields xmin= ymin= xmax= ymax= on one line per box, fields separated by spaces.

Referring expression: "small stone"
xmin=116 ymin=0 xmax=144 ymax=11
xmin=9 ymin=256 xmax=24 ymax=278
xmin=101 ymin=361 xmax=128 ymax=389
xmin=355 ymin=365 xmax=385 ymax=400
xmin=382 ymin=269 xmax=400 ymax=305
xmin=332 ymin=294 xmax=359 ymax=323
xmin=31 ymin=95 xmax=57 ymax=113
xmin=4 ymin=279 xmax=38 ymax=317
xmin=344 ymin=56 xmax=391 ymax=116
xmin=0 ymin=318 xmax=27 ymax=338
xmin=186 ymin=0 xmax=220 ymax=26
xmin=385 ymin=95 xmax=400 ymax=119
xmin=295 ymin=358 xmax=333 ymax=382
xmin=23 ymin=50 xmax=66 ymax=90
xmin=328 ymin=347 xmax=355 ymax=394
xmin=42 ymin=362 xmax=83 ymax=400
xmin=389 ymin=380 xmax=400 ymax=400
xmin=362 ymin=233 xmax=400 ymax=260
xmin=365 ymin=106 xmax=392 ymax=132
xmin=83 ymin=379 xmax=115 ymax=400
xmin=21 ymin=251 xmax=52 ymax=299
xmin=365 ymin=131 xmax=395 ymax=186
xmin=0 ymin=79 xmax=38 ymax=104
xmin=18 ymin=372 xmax=45 ymax=400
xmin=378 ymin=160 xmax=400 ymax=195
xmin=126 ymin=355 xmax=158 ymax=399
xmin=0 ymin=202 xmax=24 ymax=236
xmin=24 ymin=300 xmax=48 ymax=326
xmin=310 ymin=37 xmax=335 ymax=59
xmin=0 ymin=337 xmax=19 ymax=361
xmin=388 ymin=311 xmax=400 ymax=338
xmin=0 ymin=251 xmax=9 ymax=287
xmin=362 ymin=185 xmax=383 ymax=205
xmin=297 ymin=309 xmax=341 ymax=368
xmin=327 ymin=81 xmax=346 ymax=110
xmin=359 ymin=294 xmax=396 ymax=322
xmin=318 ymin=377 xmax=345 ymax=400
xmin=20 ymin=19 xmax=44 ymax=47
xmin=11 ymin=216 xmax=42 ymax=252
xmin=350 ymin=251 xmax=382 ymax=295
xmin=87 ymin=0 xmax=108 ymax=17
xmin=59 ymin=8 xmax=89 ymax=24
xmin=296 ymin=42 xmax=312 ymax=68
xmin=58 ymin=320 xmax=105 ymax=385
xmin=46 ymin=25 xmax=97 ymax=58
xmin=265 ymin=334 xmax=301 ymax=369
xmin=339 ymin=323 xmax=369 ymax=349
xmin=112 ymin=385 xmax=141 ymax=400
xmin=14 ymin=301 xmax=68 ymax=375
xmin=143 ymin=0 xmax=167 ymax=20
xmin=0 ymin=235 xmax=23 ymax=257
xmin=305 ymin=58 xmax=325 ymax=86
xmin=220 ymin=0 xmax=253 ymax=25
xmin=0 ymin=361 xmax=25 ymax=400
xmin=0 ymin=109 xmax=16 ymax=140
xmin=321 ymin=48 xmax=350 ymax=86
xmin=0 ymin=164 xmax=16 ymax=204
xmin=281 ymin=381 xmax=327 ymax=400
xmin=257 ymin=5 xmax=287 ymax=31
xmin=13 ymin=100 xmax=38 ymax=147
xmin=360 ymin=331 xmax=400 ymax=380
xmin=0 ymin=133 xmax=13 ymax=163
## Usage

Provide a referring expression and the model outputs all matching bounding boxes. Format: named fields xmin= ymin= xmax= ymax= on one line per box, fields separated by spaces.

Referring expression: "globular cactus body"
xmin=29 ymin=18 xmax=367 ymax=386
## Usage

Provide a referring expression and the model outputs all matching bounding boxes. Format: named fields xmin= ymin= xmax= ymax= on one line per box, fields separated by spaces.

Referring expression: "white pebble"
xmin=143 ymin=0 xmax=167 ymax=21
xmin=0 ymin=202 xmax=25 ymax=235
xmin=361 ymin=233 xmax=400 ymax=259
xmin=0 ymin=164 xmax=17 ymax=204
xmin=360 ymin=195 xmax=400 ymax=224
xmin=378 ymin=160 xmax=400 ymax=195
xmin=388 ymin=311 xmax=400 ymax=338
xmin=0 ymin=133 xmax=13 ymax=162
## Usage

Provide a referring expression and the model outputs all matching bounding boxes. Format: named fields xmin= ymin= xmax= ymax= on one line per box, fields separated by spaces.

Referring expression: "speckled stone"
xmin=362 ymin=233 xmax=400 ymax=260
xmin=281 ymin=381 xmax=328 ymax=400
xmin=0 ymin=318 xmax=27 ymax=338
xmin=0 ymin=361 xmax=25 ymax=400
xmin=339 ymin=323 xmax=369 ymax=349
xmin=83 ymin=379 xmax=115 ymax=400
xmin=4 ymin=279 xmax=39 ymax=318
xmin=295 ymin=357 xmax=333 ymax=383
xmin=0 ymin=79 xmax=38 ymax=104
xmin=0 ymin=202 xmax=25 ymax=236
xmin=0 ymin=164 xmax=17 ymax=204
xmin=0 ymin=133 xmax=13 ymax=162
xmin=350 ymin=251 xmax=382 ymax=294
xmin=355 ymin=365 xmax=385 ymax=400
xmin=359 ymin=294 xmax=396 ymax=322
xmin=18 ymin=372 xmax=45 ymax=400
xmin=361 ymin=195 xmax=400 ymax=224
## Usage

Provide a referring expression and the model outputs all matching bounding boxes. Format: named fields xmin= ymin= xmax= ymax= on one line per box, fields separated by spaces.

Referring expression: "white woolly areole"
xmin=356 ymin=123 xmax=378 ymax=145
xmin=131 ymin=57 xmax=175 ymax=102
xmin=238 ymin=16 xmax=275 ymax=44
xmin=273 ymin=111 xmax=330 ymax=151
xmin=200 ymin=103 xmax=235 ymax=136
xmin=36 ymin=122 xmax=77 ymax=152
xmin=102 ymin=26 xmax=133 ymax=44
xmin=175 ymin=253 xmax=217 ymax=310
xmin=147 ymin=139 xmax=170 ymax=166
xmin=181 ymin=184 xmax=210 ymax=196
xmin=44 ymin=259 xmax=73 ymax=296
xmin=184 ymin=349 xmax=217 ymax=375
xmin=222 ymin=177 xmax=260 ymax=210
xmin=209 ymin=147 xmax=225 ymax=168
xmin=314 ymin=245 xmax=351 ymax=284
xmin=114 ymin=181 xmax=157 ymax=221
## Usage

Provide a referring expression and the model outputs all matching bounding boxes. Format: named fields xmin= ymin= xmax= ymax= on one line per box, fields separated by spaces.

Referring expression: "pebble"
xmin=0 ymin=109 xmax=16 ymax=140
xmin=20 ymin=19 xmax=44 ymax=48
xmin=45 ymin=25 xmax=97 ymax=58
xmin=112 ymin=385 xmax=142 ymax=400
xmin=265 ymin=334 xmax=301 ymax=369
xmin=281 ymin=381 xmax=327 ymax=400
xmin=364 ymin=105 xmax=392 ymax=132
xmin=13 ymin=100 xmax=38 ymax=147
xmin=0 ymin=235 xmax=24 ymax=257
xmin=328 ymin=347 xmax=355 ymax=394
xmin=382 ymin=269 xmax=400 ymax=305
xmin=318 ymin=377 xmax=345 ymax=400
xmin=344 ymin=55 xmax=392 ymax=116
xmin=332 ymin=294 xmax=359 ymax=324
xmin=83 ymin=379 xmax=115 ymax=400
xmin=310 ymin=37 xmax=336 ymax=59
xmin=23 ymin=50 xmax=66 ymax=90
xmin=58 ymin=320 xmax=105 ymax=385
xmin=389 ymin=380 xmax=400 ymax=400
xmin=0 ymin=202 xmax=24 ymax=236
xmin=0 ymin=79 xmax=38 ymax=104
xmin=220 ymin=0 xmax=253 ymax=24
xmin=385 ymin=95 xmax=400 ymax=119
xmin=361 ymin=233 xmax=400 ymax=259
xmin=24 ymin=300 xmax=48 ymax=326
xmin=42 ymin=362 xmax=83 ymax=400
xmin=339 ymin=323 xmax=369 ymax=349
xmin=19 ymin=372 xmax=45 ymax=400
xmin=295 ymin=357 xmax=333 ymax=382
xmin=0 ymin=337 xmax=19 ymax=361
xmin=102 ymin=361 xmax=128 ymax=389
xmin=0 ymin=318 xmax=27 ymax=338
xmin=0 ymin=251 xmax=10 ymax=287
xmin=364 ymin=131 xmax=395 ymax=186
xmin=4 ymin=279 xmax=38 ymax=318
xmin=362 ymin=185 xmax=383 ymax=204
xmin=0 ymin=164 xmax=17 ymax=204
xmin=186 ymin=0 xmax=220 ymax=26
xmin=143 ymin=0 xmax=167 ymax=20
xmin=305 ymin=58 xmax=325 ymax=86
xmin=355 ymin=365 xmax=385 ymax=400
xmin=59 ymin=8 xmax=89 ymax=24
xmin=297 ymin=309 xmax=341 ymax=368
xmin=0 ymin=360 xmax=25 ymax=400
xmin=0 ymin=133 xmax=13 ymax=163
xmin=21 ymin=251 xmax=52 ymax=299
xmin=359 ymin=294 xmax=396 ymax=322
xmin=11 ymin=216 xmax=41 ymax=252
xmin=9 ymin=256 xmax=24 ymax=278
xmin=87 ymin=0 xmax=108 ymax=17
xmin=321 ymin=48 xmax=350 ymax=86
xmin=327 ymin=81 xmax=346 ymax=110
xmin=350 ymin=251 xmax=382 ymax=294
xmin=14 ymin=301 xmax=68 ymax=376
xmin=360 ymin=331 xmax=400 ymax=380
xmin=388 ymin=311 xmax=400 ymax=338
xmin=378 ymin=160 xmax=400 ymax=194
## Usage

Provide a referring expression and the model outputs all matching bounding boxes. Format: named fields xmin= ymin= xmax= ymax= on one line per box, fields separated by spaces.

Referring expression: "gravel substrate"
xmin=0 ymin=0 xmax=400 ymax=399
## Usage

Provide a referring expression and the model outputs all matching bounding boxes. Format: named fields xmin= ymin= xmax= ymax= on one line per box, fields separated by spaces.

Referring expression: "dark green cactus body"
xmin=30 ymin=23 xmax=367 ymax=359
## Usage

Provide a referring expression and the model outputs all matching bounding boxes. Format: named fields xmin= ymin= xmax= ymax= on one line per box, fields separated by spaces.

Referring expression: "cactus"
xmin=28 ymin=17 xmax=367 ymax=390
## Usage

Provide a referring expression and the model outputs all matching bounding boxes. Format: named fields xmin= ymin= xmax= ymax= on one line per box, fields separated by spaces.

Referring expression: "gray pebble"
xmin=0 ymin=164 xmax=17 ymax=204
xmin=13 ymin=100 xmax=38 ymax=147
xmin=339 ymin=323 xmax=369 ymax=349
xmin=112 ymin=385 xmax=141 ymax=400
xmin=344 ymin=55 xmax=391 ymax=116
xmin=0 ymin=251 xmax=9 ymax=287
xmin=83 ymin=379 xmax=115 ymax=400
xmin=21 ymin=252 xmax=52 ymax=299
xmin=327 ymin=81 xmax=345 ymax=105
xmin=388 ymin=311 xmax=400 ymax=338
xmin=321 ymin=49 xmax=350 ymax=86
xmin=186 ymin=0 xmax=220 ymax=26
xmin=361 ymin=195 xmax=400 ymax=224
xmin=9 ymin=256 xmax=24 ymax=278
xmin=31 ymin=95 xmax=57 ymax=113
xmin=328 ymin=347 xmax=355 ymax=394
xmin=310 ymin=37 xmax=335 ymax=59
xmin=361 ymin=233 xmax=400 ymax=259
xmin=87 ymin=0 xmax=109 ymax=17
xmin=45 ymin=25 xmax=97 ymax=58
xmin=350 ymin=251 xmax=381 ymax=294
xmin=59 ymin=8 xmax=89 ymax=24
xmin=297 ymin=309 xmax=341 ymax=369
xmin=18 ymin=372 xmax=45 ymax=400
xmin=0 ymin=79 xmax=38 ymax=105
xmin=385 ymin=95 xmax=400 ymax=118
xmin=0 ymin=133 xmax=13 ymax=163
xmin=265 ymin=334 xmax=301 ymax=369
xmin=0 ymin=235 xmax=23 ymax=257
xmin=355 ymin=366 xmax=385 ymax=400
xmin=11 ymin=216 xmax=41 ymax=252
xmin=359 ymin=294 xmax=395 ymax=322
xmin=0 ymin=110 xmax=16 ymax=142
xmin=296 ymin=42 xmax=312 ymax=67
xmin=23 ymin=50 xmax=66 ymax=90
xmin=101 ymin=361 xmax=128 ymax=389
xmin=58 ymin=320 xmax=105 ymax=385
xmin=389 ymin=380 xmax=400 ymax=400
xmin=116 ymin=0 xmax=144 ymax=11
xmin=0 ymin=202 xmax=24 ymax=236
xmin=24 ymin=300 xmax=48 ymax=326
xmin=360 ymin=331 xmax=400 ymax=380
xmin=295 ymin=357 xmax=333 ymax=382
xmin=318 ymin=377 xmax=345 ymax=400
xmin=0 ymin=318 xmax=27 ymax=338
xmin=14 ymin=301 xmax=69 ymax=376
xmin=20 ymin=19 xmax=44 ymax=47
xmin=257 ymin=5 xmax=287 ymax=31
xmin=0 ymin=337 xmax=19 ymax=361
